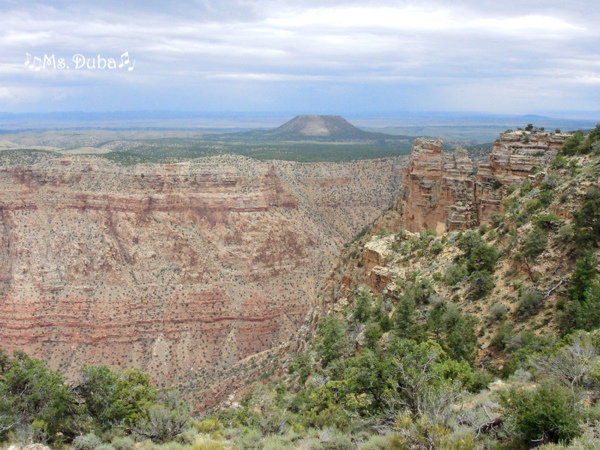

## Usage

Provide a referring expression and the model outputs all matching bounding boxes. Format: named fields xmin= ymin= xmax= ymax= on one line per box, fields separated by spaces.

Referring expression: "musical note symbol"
xmin=128 ymin=59 xmax=135 ymax=71
xmin=118 ymin=51 xmax=130 ymax=69
xmin=33 ymin=56 xmax=42 ymax=71
xmin=24 ymin=53 xmax=32 ymax=66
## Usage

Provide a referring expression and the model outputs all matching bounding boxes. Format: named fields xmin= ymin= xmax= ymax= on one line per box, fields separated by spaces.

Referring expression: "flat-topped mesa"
xmin=400 ymin=139 xmax=476 ymax=233
xmin=400 ymin=131 xmax=571 ymax=233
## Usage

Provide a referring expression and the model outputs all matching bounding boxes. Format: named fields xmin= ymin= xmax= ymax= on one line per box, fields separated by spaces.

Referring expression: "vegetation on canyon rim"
xmin=2 ymin=124 xmax=600 ymax=449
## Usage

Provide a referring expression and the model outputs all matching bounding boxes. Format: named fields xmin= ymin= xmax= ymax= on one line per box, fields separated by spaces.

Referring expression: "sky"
xmin=0 ymin=0 xmax=599 ymax=115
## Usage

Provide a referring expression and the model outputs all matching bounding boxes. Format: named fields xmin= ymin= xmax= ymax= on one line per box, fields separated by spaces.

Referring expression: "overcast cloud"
xmin=0 ymin=0 xmax=598 ymax=114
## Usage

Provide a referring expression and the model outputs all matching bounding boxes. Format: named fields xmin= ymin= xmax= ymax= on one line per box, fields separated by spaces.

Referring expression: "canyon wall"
xmin=0 ymin=153 xmax=403 ymax=410
xmin=399 ymin=139 xmax=477 ymax=233
xmin=399 ymin=131 xmax=569 ymax=233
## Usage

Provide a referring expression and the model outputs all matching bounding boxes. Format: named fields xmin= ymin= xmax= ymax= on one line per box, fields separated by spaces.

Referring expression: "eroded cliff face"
xmin=476 ymin=130 xmax=569 ymax=222
xmin=399 ymin=131 xmax=569 ymax=233
xmin=399 ymin=139 xmax=477 ymax=233
xmin=0 ymin=153 xmax=403 ymax=409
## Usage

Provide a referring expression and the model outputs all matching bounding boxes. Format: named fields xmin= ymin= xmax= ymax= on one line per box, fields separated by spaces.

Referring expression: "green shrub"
xmin=430 ymin=241 xmax=444 ymax=255
xmin=520 ymin=179 xmax=533 ymax=196
xmin=577 ymin=124 xmax=600 ymax=154
xmin=524 ymin=198 xmax=542 ymax=215
xmin=500 ymin=382 xmax=584 ymax=445
xmin=394 ymin=296 xmax=426 ymax=342
xmin=569 ymin=252 xmax=598 ymax=303
xmin=133 ymin=392 xmax=191 ymax=443
xmin=551 ymin=154 xmax=568 ymax=169
xmin=313 ymin=428 xmax=354 ymax=449
xmin=421 ymin=228 xmax=438 ymax=239
xmin=73 ymin=433 xmax=102 ymax=450
xmin=0 ymin=351 xmax=78 ymax=442
xmin=288 ymin=352 xmax=312 ymax=385
xmin=353 ymin=290 xmax=372 ymax=323
xmin=507 ymin=183 xmax=519 ymax=195
xmin=533 ymin=213 xmax=561 ymax=231
xmin=234 ymin=429 xmax=262 ymax=449
xmin=77 ymin=365 xmax=158 ymax=430
xmin=192 ymin=419 xmax=224 ymax=439
xmin=96 ymin=445 xmax=116 ymax=450
xmin=562 ymin=131 xmax=585 ymax=156
xmin=444 ymin=263 xmax=467 ymax=286
xmin=487 ymin=302 xmax=509 ymax=321
xmin=490 ymin=323 xmax=514 ymax=350
xmin=177 ymin=428 xmax=198 ymax=446
xmin=372 ymin=300 xmax=393 ymax=332
xmin=468 ymin=271 xmax=495 ymax=300
xmin=315 ymin=316 xmax=348 ymax=368
xmin=573 ymin=187 xmax=600 ymax=247
xmin=261 ymin=432 xmax=301 ymax=450
xmin=538 ymin=191 xmax=553 ymax=208
xmin=457 ymin=231 xmax=484 ymax=257
xmin=558 ymin=223 xmax=574 ymax=244
xmin=409 ymin=278 xmax=435 ymax=305
xmin=516 ymin=288 xmax=543 ymax=319
xmin=111 ymin=436 xmax=136 ymax=450
xmin=491 ymin=212 xmax=505 ymax=228
xmin=457 ymin=231 xmax=499 ymax=274
xmin=541 ymin=174 xmax=559 ymax=191
xmin=360 ymin=434 xmax=393 ymax=449
xmin=466 ymin=244 xmax=498 ymax=273
xmin=391 ymin=412 xmax=453 ymax=449
xmin=522 ymin=227 xmax=548 ymax=259
xmin=190 ymin=437 xmax=225 ymax=450
xmin=375 ymin=227 xmax=390 ymax=238
xmin=559 ymin=252 xmax=600 ymax=334
xmin=439 ymin=305 xmax=478 ymax=364
xmin=364 ymin=323 xmax=383 ymax=349
xmin=468 ymin=369 xmax=494 ymax=393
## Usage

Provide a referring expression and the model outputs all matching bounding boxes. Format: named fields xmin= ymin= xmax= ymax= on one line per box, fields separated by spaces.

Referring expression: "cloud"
xmin=0 ymin=0 xmax=598 ymax=113
xmin=266 ymin=6 xmax=585 ymax=37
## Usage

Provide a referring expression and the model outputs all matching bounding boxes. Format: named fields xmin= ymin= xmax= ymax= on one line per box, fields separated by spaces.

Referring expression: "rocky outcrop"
xmin=400 ymin=139 xmax=477 ymax=233
xmin=476 ymin=130 xmax=570 ymax=222
xmin=0 ymin=153 xmax=404 ymax=410
xmin=400 ymin=131 xmax=570 ymax=232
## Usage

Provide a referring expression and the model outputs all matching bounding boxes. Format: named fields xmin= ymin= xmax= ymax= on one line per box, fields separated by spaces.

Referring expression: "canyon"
xmin=0 ymin=152 xmax=403 ymax=410
xmin=0 ymin=128 xmax=572 ymax=411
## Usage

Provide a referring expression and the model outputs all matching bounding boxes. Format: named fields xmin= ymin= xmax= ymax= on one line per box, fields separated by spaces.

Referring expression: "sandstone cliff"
xmin=476 ymin=130 xmax=569 ymax=222
xmin=399 ymin=131 xmax=570 ymax=232
xmin=399 ymin=139 xmax=477 ymax=233
xmin=0 ymin=153 xmax=403 ymax=410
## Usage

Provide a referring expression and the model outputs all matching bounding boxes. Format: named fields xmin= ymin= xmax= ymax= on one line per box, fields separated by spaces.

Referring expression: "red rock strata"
xmin=0 ymin=154 xmax=403 ymax=409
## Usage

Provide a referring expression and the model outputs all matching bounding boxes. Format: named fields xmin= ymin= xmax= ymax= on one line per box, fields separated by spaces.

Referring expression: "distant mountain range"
xmin=0 ymin=111 xmax=596 ymax=144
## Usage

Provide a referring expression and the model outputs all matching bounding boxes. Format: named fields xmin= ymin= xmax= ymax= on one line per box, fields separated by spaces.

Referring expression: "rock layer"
xmin=400 ymin=139 xmax=476 ymax=233
xmin=476 ymin=130 xmax=569 ymax=222
xmin=0 ymin=153 xmax=403 ymax=409
xmin=400 ymin=131 xmax=569 ymax=232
